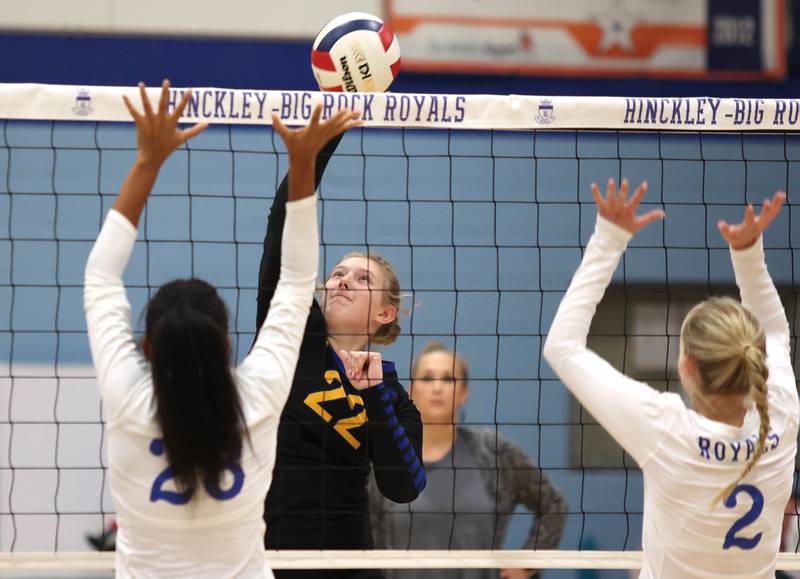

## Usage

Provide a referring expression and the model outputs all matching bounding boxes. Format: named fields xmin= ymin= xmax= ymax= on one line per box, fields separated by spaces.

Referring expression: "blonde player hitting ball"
xmin=543 ymin=179 xmax=798 ymax=578
xmin=84 ymin=80 xmax=360 ymax=577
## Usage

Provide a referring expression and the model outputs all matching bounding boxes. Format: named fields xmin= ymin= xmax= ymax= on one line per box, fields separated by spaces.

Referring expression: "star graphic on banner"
xmin=593 ymin=0 xmax=639 ymax=53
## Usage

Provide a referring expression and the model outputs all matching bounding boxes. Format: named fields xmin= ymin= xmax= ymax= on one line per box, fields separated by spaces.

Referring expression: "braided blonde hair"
xmin=680 ymin=297 xmax=769 ymax=504
xmin=336 ymin=252 xmax=402 ymax=345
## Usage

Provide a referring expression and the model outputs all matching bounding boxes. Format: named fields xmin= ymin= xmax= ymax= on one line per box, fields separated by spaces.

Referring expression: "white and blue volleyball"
xmin=311 ymin=12 xmax=401 ymax=93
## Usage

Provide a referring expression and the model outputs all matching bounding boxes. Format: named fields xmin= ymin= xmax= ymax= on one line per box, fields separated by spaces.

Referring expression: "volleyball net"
xmin=0 ymin=84 xmax=799 ymax=577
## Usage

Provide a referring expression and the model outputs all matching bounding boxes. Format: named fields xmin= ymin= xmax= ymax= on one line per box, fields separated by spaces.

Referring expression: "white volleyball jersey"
xmin=544 ymin=217 xmax=799 ymax=579
xmin=84 ymin=197 xmax=318 ymax=579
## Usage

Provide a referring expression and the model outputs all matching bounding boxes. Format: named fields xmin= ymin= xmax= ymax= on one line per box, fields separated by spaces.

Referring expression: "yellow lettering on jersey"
xmin=304 ymin=385 xmax=342 ymax=422
xmin=304 ymin=370 xmax=368 ymax=449
xmin=334 ymin=409 xmax=367 ymax=449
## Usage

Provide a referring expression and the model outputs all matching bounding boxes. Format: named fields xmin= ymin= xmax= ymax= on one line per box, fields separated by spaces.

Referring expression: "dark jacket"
xmin=257 ymin=135 xmax=425 ymax=550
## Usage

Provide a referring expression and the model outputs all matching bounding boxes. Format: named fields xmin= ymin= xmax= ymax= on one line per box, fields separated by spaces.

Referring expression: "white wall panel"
xmin=0 ymin=0 xmax=112 ymax=31
xmin=0 ymin=0 xmax=384 ymax=38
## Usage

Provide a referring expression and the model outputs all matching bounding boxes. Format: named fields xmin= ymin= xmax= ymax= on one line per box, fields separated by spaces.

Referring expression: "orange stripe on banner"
xmin=567 ymin=23 xmax=705 ymax=58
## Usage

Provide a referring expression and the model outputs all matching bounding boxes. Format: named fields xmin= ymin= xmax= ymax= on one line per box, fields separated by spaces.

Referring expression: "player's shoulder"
xmin=640 ymin=388 xmax=688 ymax=421
xmin=767 ymin=373 xmax=800 ymax=417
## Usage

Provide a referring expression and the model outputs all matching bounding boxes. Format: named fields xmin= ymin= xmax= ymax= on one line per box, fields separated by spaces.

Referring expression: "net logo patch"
xmin=535 ymin=99 xmax=556 ymax=125
xmin=72 ymin=89 xmax=93 ymax=117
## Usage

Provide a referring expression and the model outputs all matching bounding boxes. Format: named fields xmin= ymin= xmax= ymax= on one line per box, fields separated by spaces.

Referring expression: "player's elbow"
xmin=382 ymin=484 xmax=420 ymax=504
xmin=542 ymin=335 xmax=582 ymax=371
xmin=542 ymin=334 xmax=561 ymax=366
xmin=377 ymin=471 xmax=425 ymax=503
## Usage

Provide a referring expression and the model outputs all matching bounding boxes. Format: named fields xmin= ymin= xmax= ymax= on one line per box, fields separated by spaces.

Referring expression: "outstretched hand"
xmin=591 ymin=178 xmax=665 ymax=235
xmin=718 ymin=191 xmax=785 ymax=250
xmin=273 ymin=105 xmax=361 ymax=164
xmin=122 ymin=80 xmax=208 ymax=168
xmin=113 ymin=80 xmax=207 ymax=227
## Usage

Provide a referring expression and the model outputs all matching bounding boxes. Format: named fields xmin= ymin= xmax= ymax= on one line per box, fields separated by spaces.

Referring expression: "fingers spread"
xmin=618 ymin=178 xmax=629 ymax=203
xmin=636 ymin=209 xmax=665 ymax=228
xmin=763 ymin=191 xmax=786 ymax=222
xmin=324 ymin=108 xmax=360 ymax=138
xmin=591 ymin=183 xmax=604 ymax=208
xmin=309 ymin=104 xmax=322 ymax=129
xmin=629 ymin=181 xmax=648 ymax=209
xmin=606 ymin=179 xmax=617 ymax=209
xmin=272 ymin=114 xmax=289 ymax=139
xmin=158 ymin=79 xmax=170 ymax=117
xmin=180 ymin=122 xmax=208 ymax=142
xmin=172 ymin=89 xmax=194 ymax=122
xmin=122 ymin=95 xmax=142 ymax=122
xmin=139 ymin=82 xmax=154 ymax=118
xmin=744 ymin=204 xmax=756 ymax=225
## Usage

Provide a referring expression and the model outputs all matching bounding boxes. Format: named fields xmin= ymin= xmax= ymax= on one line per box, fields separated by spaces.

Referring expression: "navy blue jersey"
xmin=255 ymin=135 xmax=425 ymax=550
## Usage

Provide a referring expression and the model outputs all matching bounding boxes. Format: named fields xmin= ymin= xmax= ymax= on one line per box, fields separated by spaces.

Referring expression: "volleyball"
xmin=311 ymin=12 xmax=401 ymax=93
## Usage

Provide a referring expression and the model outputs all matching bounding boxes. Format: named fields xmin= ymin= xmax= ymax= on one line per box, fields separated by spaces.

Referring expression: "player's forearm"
xmin=543 ymin=217 xmax=630 ymax=367
xmin=246 ymin=195 xmax=318 ymax=408
xmin=730 ymin=236 xmax=790 ymax=339
xmin=111 ymin=159 xmax=161 ymax=228
xmin=85 ymin=210 xmax=138 ymax=286
xmin=365 ymin=386 xmax=426 ymax=502
xmin=84 ymin=210 xmax=139 ymax=385
xmin=286 ymin=155 xmax=316 ymax=202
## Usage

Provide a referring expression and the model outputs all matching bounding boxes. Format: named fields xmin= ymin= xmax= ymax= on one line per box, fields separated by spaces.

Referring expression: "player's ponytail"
xmin=145 ymin=279 xmax=247 ymax=494
xmin=680 ymin=297 xmax=769 ymax=505
xmin=716 ymin=343 xmax=770 ymax=503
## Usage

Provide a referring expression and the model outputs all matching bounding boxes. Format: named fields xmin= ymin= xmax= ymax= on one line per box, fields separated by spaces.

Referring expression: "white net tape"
xmin=1 ymin=551 xmax=800 ymax=571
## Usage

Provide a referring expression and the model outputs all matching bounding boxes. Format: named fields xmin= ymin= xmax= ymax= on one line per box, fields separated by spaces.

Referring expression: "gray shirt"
xmin=383 ymin=436 xmax=497 ymax=579
xmin=370 ymin=427 xmax=567 ymax=579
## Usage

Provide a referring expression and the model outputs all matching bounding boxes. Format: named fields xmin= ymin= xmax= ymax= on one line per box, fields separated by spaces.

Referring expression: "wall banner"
xmin=387 ymin=0 xmax=786 ymax=80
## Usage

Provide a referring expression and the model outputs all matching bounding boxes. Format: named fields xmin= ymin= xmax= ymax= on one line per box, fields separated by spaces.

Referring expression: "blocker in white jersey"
xmin=84 ymin=81 xmax=360 ymax=578
xmin=544 ymin=180 xmax=799 ymax=579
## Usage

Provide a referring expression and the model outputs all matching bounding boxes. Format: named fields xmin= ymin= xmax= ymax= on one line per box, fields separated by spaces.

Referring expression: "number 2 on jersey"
xmin=148 ymin=438 xmax=245 ymax=505
xmin=723 ymin=484 xmax=763 ymax=550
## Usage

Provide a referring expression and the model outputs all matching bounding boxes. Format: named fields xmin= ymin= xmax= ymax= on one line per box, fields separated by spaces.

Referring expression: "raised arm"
xmin=113 ymin=81 xmax=207 ymax=227
xmin=240 ymin=107 xmax=361 ymax=414
xmin=719 ymin=192 xmax=796 ymax=401
xmin=85 ymin=81 xmax=206 ymax=412
xmin=542 ymin=180 xmax=675 ymax=466
xmin=253 ymin=128 xmax=345 ymax=336
xmin=364 ymin=368 xmax=426 ymax=503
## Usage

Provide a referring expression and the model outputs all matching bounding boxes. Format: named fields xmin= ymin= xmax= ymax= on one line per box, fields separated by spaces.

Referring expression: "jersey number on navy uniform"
xmin=304 ymin=369 xmax=367 ymax=449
